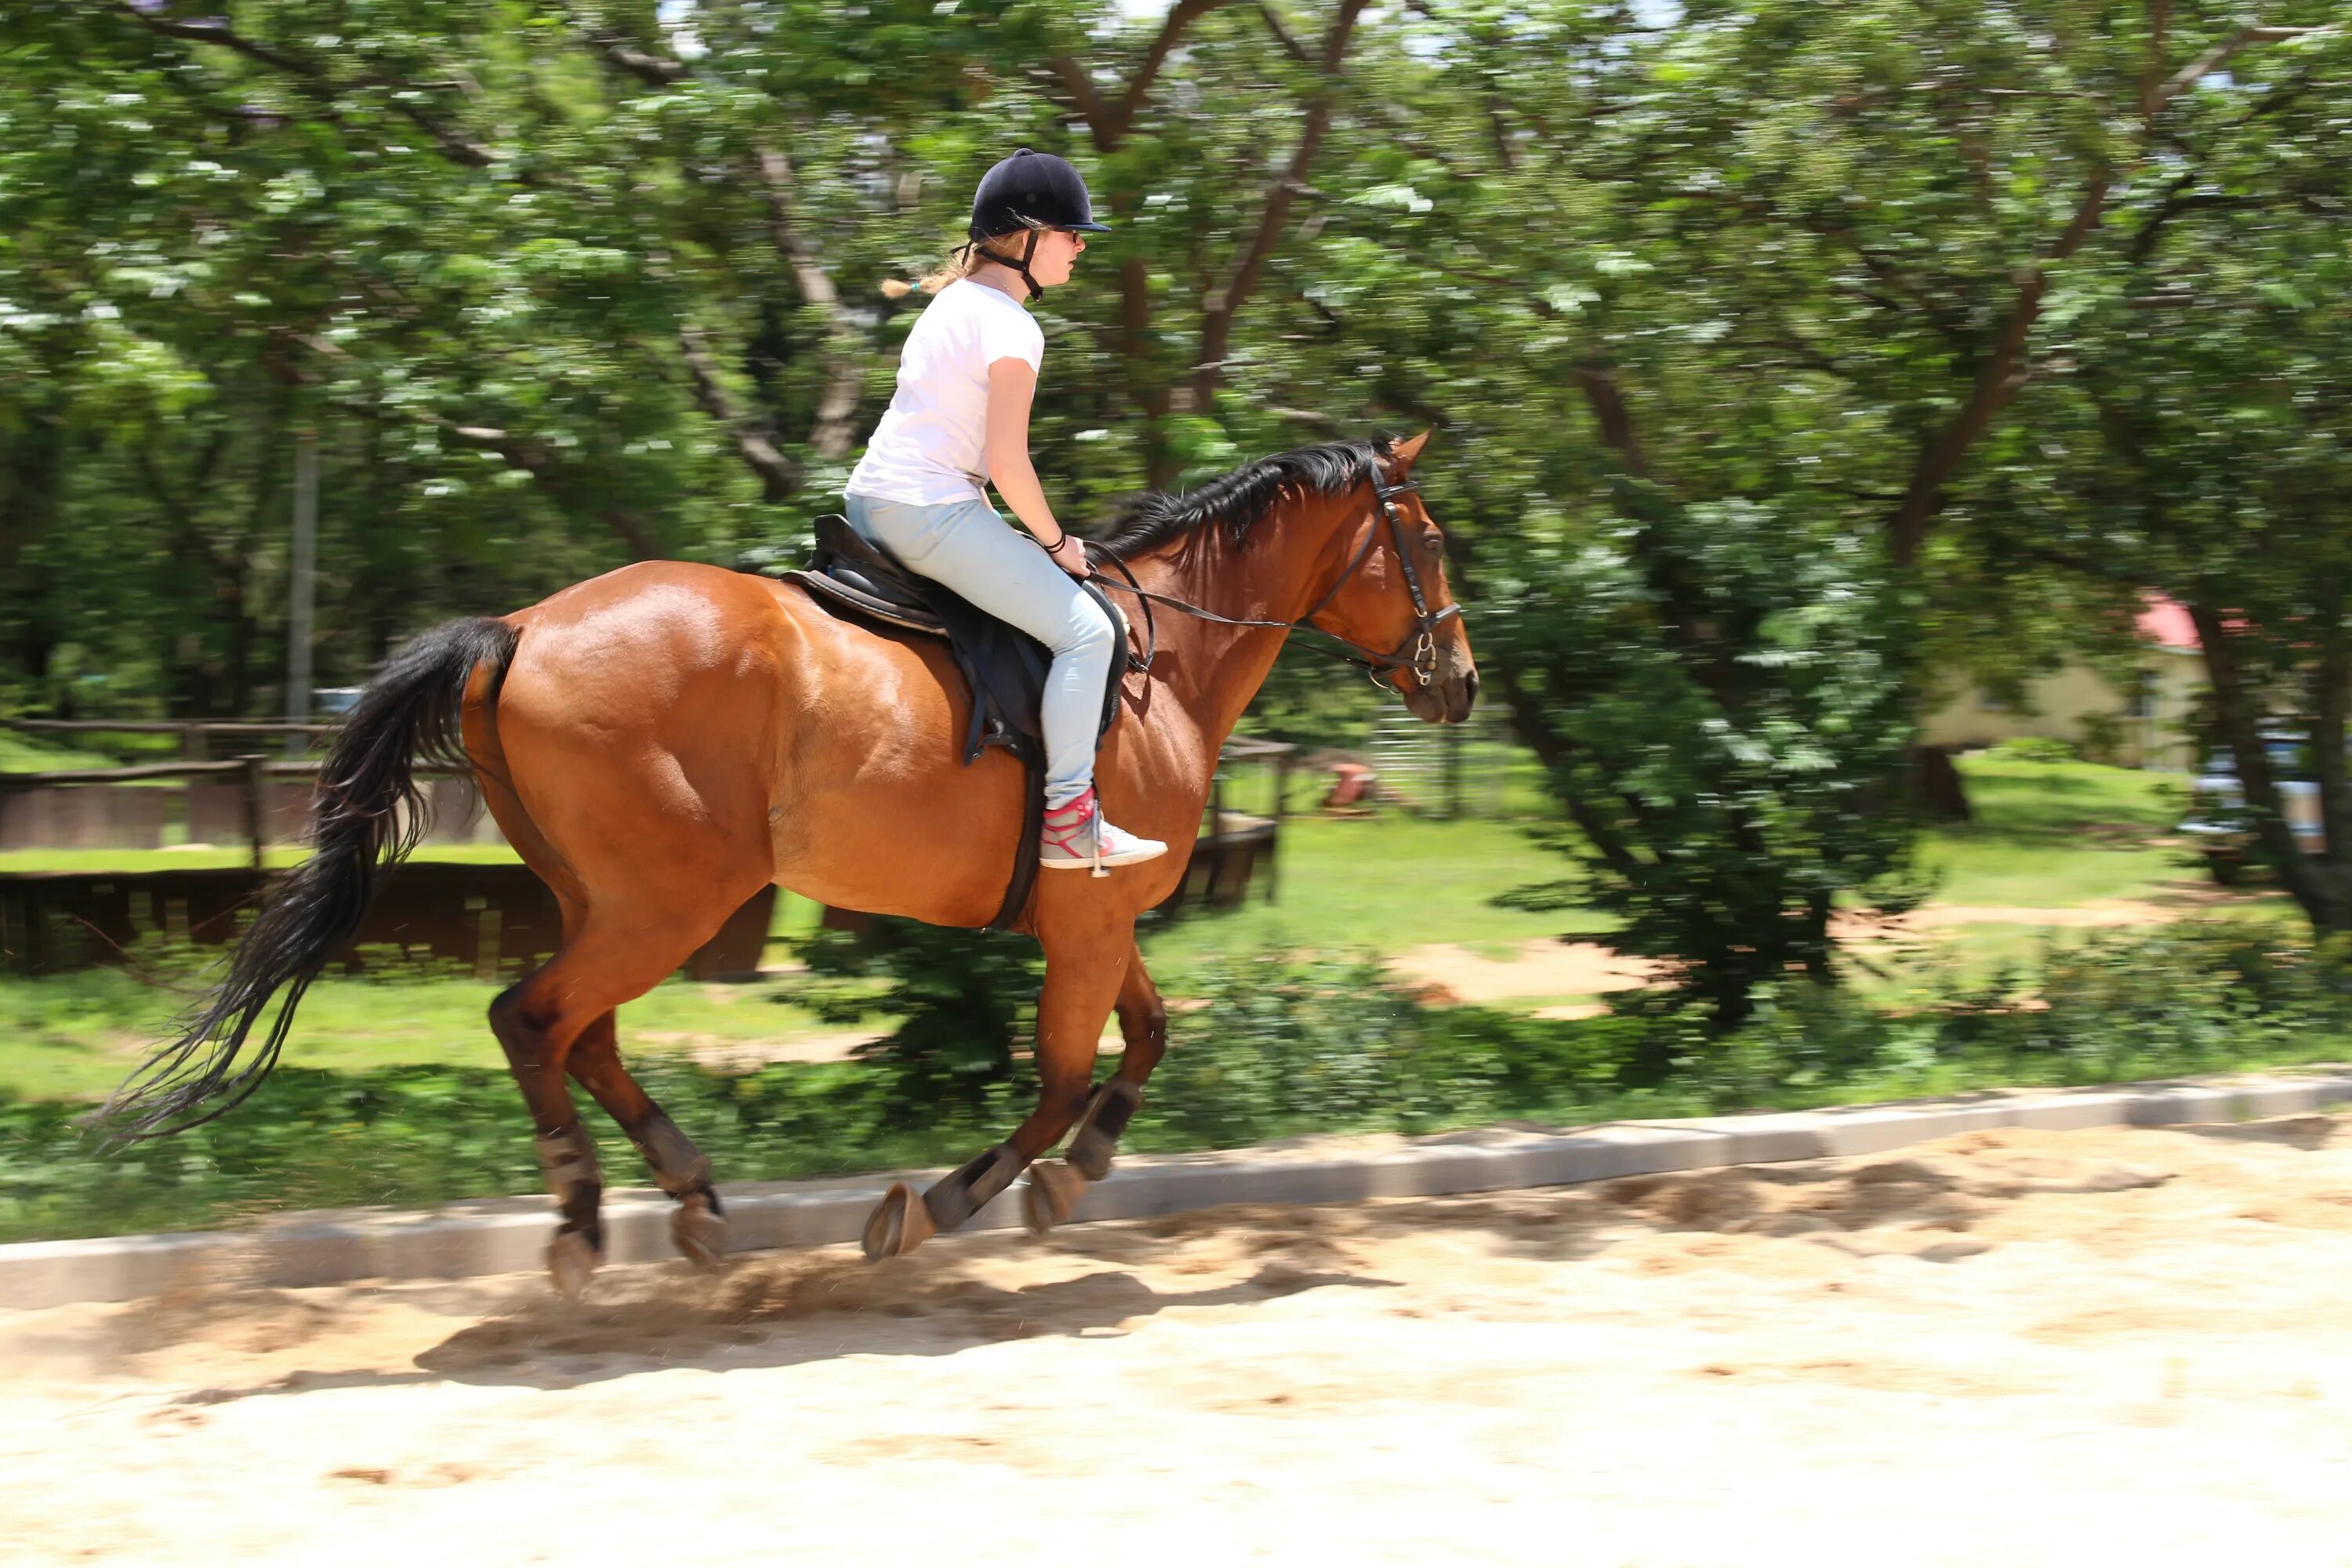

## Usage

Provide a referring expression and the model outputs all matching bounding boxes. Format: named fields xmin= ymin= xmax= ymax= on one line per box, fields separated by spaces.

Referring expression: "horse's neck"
xmin=1126 ymin=502 xmax=1339 ymax=757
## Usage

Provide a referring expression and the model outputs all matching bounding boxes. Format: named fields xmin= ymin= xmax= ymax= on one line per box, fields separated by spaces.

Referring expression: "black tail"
xmin=99 ymin=618 xmax=521 ymax=1142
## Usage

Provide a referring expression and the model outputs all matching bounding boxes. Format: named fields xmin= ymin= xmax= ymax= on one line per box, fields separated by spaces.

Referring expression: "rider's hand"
xmin=1048 ymin=534 xmax=1091 ymax=579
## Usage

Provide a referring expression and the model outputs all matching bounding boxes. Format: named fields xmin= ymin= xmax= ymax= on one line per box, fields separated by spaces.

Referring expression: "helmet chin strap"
xmin=975 ymin=227 xmax=1045 ymax=300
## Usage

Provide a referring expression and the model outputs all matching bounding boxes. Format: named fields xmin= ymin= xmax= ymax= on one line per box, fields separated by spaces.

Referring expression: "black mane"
xmin=1090 ymin=437 xmax=1389 ymax=558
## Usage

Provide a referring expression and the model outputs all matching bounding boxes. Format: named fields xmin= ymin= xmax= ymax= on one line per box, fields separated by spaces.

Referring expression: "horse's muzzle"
xmin=1400 ymin=644 xmax=1478 ymax=725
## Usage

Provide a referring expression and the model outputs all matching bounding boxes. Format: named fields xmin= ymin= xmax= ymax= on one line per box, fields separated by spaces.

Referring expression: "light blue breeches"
xmin=844 ymin=492 xmax=1117 ymax=811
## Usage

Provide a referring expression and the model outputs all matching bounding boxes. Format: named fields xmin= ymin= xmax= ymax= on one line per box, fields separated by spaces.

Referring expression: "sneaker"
xmin=1040 ymin=787 xmax=1167 ymax=875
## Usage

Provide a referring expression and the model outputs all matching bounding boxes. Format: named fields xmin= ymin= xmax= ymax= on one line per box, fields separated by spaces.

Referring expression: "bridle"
xmin=1083 ymin=455 xmax=1463 ymax=691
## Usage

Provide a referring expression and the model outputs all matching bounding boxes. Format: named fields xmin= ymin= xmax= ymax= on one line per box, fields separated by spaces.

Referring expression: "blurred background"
xmin=3 ymin=0 xmax=2350 ymax=1241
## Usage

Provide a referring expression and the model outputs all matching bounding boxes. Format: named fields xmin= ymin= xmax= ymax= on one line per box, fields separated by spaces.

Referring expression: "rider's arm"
xmin=984 ymin=357 xmax=1088 ymax=575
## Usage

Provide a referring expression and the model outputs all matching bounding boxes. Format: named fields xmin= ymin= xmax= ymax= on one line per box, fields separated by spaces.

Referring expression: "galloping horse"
xmin=107 ymin=431 xmax=1477 ymax=1293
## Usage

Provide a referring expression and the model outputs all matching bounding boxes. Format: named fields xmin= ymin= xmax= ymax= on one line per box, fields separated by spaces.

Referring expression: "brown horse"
xmin=107 ymin=431 xmax=1476 ymax=1292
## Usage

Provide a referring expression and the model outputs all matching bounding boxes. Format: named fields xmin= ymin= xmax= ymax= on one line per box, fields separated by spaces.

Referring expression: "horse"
xmin=104 ymin=430 xmax=1478 ymax=1293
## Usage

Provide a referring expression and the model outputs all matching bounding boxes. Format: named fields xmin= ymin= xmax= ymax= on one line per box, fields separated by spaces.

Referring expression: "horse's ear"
xmin=1386 ymin=428 xmax=1435 ymax=477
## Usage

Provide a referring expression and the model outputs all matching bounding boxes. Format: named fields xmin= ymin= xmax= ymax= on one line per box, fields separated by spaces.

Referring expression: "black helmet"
xmin=968 ymin=148 xmax=1112 ymax=241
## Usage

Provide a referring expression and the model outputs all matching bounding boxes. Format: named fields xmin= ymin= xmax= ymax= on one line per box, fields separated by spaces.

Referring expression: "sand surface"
xmin=8 ymin=1116 xmax=2352 ymax=1566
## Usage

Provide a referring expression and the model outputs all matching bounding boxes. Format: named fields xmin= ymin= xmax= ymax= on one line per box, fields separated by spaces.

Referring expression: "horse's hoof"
xmin=671 ymin=1194 xmax=728 ymax=1271
xmin=1023 ymin=1161 xmax=1089 ymax=1235
xmin=862 ymin=1182 xmax=936 ymax=1262
xmin=547 ymin=1229 xmax=602 ymax=1298
xmin=1068 ymin=1081 xmax=1140 ymax=1182
xmin=1068 ymin=1125 xmax=1116 ymax=1182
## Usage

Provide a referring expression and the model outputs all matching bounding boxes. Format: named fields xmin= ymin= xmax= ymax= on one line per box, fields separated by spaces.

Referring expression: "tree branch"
xmin=2148 ymin=22 xmax=2336 ymax=120
xmin=1257 ymin=2 xmax=1313 ymax=65
xmin=110 ymin=2 xmax=502 ymax=170
xmin=1492 ymin=668 xmax=1643 ymax=880
xmin=755 ymin=143 xmax=866 ymax=460
xmin=1193 ymin=0 xmax=1370 ymax=406
xmin=558 ymin=2 xmax=693 ymax=88
xmin=1889 ymin=181 xmax=2109 ymax=567
xmin=677 ymin=324 xmax=802 ymax=500
xmin=1114 ymin=0 xmax=1235 ymax=143
xmin=1572 ymin=362 xmax=1653 ymax=481
xmin=1885 ymin=18 xmax=2334 ymax=567
xmin=1261 ymin=401 xmax=1348 ymax=434
xmin=1052 ymin=0 xmax=1236 ymax=151
xmin=1045 ymin=56 xmax=1111 ymax=134
xmin=557 ymin=23 xmax=854 ymax=473
xmin=2139 ymin=0 xmax=2173 ymax=119
xmin=437 ymin=421 xmax=658 ymax=558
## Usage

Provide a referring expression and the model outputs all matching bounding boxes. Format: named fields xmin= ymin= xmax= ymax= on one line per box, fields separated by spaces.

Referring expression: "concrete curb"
xmin=7 ymin=1068 xmax=2350 ymax=1311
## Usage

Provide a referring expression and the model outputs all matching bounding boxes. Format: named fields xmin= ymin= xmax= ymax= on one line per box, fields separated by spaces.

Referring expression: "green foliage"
xmin=6 ymin=0 xmax=2350 ymax=1002
xmin=12 ymin=924 xmax=2352 ymax=1244
xmin=1481 ymin=503 xmax=1929 ymax=1027
xmin=786 ymin=916 xmax=1042 ymax=1109
xmin=1137 ymin=953 xmax=1648 ymax=1148
xmin=1687 ymin=918 xmax=2352 ymax=1109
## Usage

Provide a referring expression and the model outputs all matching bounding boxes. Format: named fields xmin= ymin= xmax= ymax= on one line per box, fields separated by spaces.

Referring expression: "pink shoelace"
xmin=1040 ymin=787 xmax=1100 ymax=860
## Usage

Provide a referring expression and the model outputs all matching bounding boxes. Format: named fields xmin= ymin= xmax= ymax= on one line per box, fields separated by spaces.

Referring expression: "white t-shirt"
xmin=846 ymin=278 xmax=1045 ymax=507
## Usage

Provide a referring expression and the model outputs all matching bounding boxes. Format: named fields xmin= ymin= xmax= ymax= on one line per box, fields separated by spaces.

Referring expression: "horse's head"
xmin=1301 ymin=430 xmax=1478 ymax=724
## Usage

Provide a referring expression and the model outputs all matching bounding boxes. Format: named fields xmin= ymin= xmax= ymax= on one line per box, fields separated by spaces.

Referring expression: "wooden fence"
xmin=1 ymin=720 xmax=1294 ymax=973
xmin=0 ymin=757 xmax=501 ymax=860
xmin=1 ymin=865 xmax=776 ymax=981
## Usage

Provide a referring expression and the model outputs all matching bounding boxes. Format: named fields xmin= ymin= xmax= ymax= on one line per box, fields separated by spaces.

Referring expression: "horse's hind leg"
xmin=488 ymin=979 xmax=606 ymax=1297
xmin=567 ymin=1012 xmax=728 ymax=1269
xmin=1025 ymin=941 xmax=1167 ymax=1232
xmin=862 ymin=924 xmax=1128 ymax=1261
xmin=490 ymin=920 xmax=722 ymax=1294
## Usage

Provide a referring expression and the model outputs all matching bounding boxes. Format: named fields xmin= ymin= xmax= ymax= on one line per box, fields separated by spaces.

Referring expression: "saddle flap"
xmin=780 ymin=570 xmax=946 ymax=637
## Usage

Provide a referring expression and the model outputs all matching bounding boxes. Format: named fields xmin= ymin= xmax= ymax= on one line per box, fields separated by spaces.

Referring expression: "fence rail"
xmin=1 ymin=759 xmax=469 ymax=786
xmin=1 ymin=718 xmax=339 ymax=739
xmin=2 ymin=736 xmax=1291 ymax=876
xmin=0 ymin=753 xmax=491 ymax=863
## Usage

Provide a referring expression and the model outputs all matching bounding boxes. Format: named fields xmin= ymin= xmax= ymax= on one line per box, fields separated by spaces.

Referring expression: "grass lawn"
xmin=1142 ymin=812 xmax=1600 ymax=977
xmin=1918 ymin=756 xmax=2198 ymax=906
xmin=0 ymin=729 xmax=137 ymax=773
xmin=0 ymin=964 xmax=864 ymax=1102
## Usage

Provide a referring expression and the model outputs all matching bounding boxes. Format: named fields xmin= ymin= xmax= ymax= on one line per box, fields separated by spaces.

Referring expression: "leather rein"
xmin=1080 ymin=456 xmax=1461 ymax=691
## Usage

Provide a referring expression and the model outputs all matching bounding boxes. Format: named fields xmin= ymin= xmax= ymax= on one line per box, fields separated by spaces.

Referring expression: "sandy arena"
xmin=8 ymin=1116 xmax=2352 ymax=1566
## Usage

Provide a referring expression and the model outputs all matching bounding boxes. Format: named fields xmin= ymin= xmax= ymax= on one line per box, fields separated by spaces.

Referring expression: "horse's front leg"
xmin=1024 ymin=940 xmax=1165 ymax=1232
xmin=862 ymin=926 xmax=1128 ymax=1261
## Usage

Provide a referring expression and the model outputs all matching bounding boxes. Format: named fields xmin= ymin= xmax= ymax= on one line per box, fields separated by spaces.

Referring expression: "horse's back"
xmin=488 ymin=561 xmax=1018 ymax=927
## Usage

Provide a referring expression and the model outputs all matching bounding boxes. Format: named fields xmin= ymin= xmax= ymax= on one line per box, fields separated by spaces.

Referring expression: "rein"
xmin=1080 ymin=456 xmax=1461 ymax=690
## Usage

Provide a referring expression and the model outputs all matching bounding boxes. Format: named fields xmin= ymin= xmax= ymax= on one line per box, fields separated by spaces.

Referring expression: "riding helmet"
xmin=968 ymin=148 xmax=1112 ymax=241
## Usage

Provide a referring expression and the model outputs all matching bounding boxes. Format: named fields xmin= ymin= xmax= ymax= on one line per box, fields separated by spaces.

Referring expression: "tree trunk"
xmin=0 ymin=416 xmax=66 ymax=706
xmin=2187 ymin=597 xmax=2352 ymax=931
xmin=1909 ymin=744 xmax=1973 ymax=822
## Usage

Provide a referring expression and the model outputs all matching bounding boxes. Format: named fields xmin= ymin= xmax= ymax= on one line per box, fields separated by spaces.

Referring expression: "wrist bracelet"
xmin=1040 ymin=531 xmax=1069 ymax=552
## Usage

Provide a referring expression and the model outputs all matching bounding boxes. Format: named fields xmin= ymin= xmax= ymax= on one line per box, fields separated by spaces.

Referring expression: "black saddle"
xmin=776 ymin=514 xmax=1131 ymax=931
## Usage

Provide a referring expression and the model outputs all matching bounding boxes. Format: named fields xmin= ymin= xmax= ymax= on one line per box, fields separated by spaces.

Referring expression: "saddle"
xmin=776 ymin=514 xmax=1131 ymax=931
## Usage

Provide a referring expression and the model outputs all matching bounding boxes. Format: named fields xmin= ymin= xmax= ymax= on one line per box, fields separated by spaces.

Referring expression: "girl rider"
xmin=846 ymin=149 xmax=1166 ymax=873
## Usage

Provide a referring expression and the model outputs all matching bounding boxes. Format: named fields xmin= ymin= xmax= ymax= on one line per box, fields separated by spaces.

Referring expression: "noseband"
xmin=1087 ymin=456 xmax=1463 ymax=691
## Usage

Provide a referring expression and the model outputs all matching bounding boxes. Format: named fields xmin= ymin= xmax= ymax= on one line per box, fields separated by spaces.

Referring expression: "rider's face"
xmin=1029 ymin=227 xmax=1087 ymax=288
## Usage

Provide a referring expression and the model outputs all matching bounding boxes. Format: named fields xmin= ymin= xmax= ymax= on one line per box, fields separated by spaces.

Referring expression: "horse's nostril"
xmin=1463 ymin=669 xmax=1481 ymax=708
